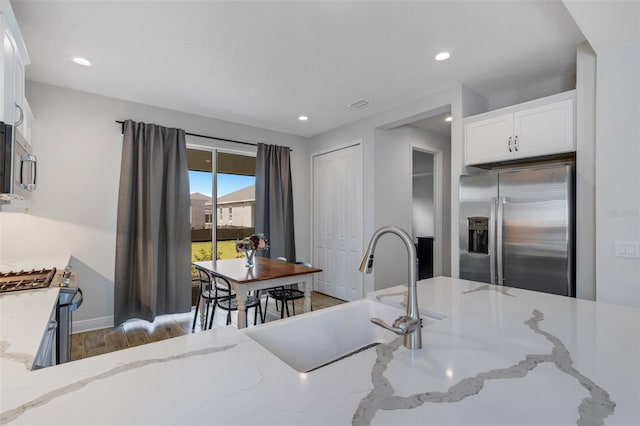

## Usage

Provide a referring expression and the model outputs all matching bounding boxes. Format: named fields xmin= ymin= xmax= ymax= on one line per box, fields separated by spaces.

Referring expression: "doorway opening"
xmin=407 ymin=110 xmax=452 ymax=278
xmin=412 ymin=150 xmax=435 ymax=279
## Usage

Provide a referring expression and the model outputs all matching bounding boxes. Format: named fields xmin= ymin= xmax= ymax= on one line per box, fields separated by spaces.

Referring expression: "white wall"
xmin=487 ymin=73 xmax=576 ymax=111
xmin=575 ymin=42 xmax=597 ymax=301
xmin=594 ymin=40 xmax=640 ymax=308
xmin=562 ymin=0 xmax=640 ymax=308
xmin=0 ymin=81 xmax=310 ymax=330
xmin=373 ymin=126 xmax=414 ymax=290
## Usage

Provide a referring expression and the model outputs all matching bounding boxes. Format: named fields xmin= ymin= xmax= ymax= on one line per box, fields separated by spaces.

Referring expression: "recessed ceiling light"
xmin=434 ymin=51 xmax=451 ymax=61
xmin=445 ymin=116 xmax=452 ymax=122
xmin=298 ymin=115 xmax=309 ymax=121
xmin=72 ymin=57 xmax=91 ymax=66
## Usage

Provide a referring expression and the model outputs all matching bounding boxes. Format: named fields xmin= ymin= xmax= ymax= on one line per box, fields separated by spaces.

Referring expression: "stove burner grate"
xmin=0 ymin=268 xmax=57 ymax=293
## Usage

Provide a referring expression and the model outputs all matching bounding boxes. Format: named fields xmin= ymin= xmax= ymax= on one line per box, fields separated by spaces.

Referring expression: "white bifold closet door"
xmin=312 ymin=143 xmax=363 ymax=301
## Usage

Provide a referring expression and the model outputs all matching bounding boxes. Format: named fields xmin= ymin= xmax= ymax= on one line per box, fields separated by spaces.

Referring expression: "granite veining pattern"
xmin=1 ymin=276 xmax=637 ymax=425
xmin=0 ymin=343 xmax=238 ymax=424
xmin=353 ymin=309 xmax=615 ymax=426
xmin=0 ymin=341 xmax=34 ymax=370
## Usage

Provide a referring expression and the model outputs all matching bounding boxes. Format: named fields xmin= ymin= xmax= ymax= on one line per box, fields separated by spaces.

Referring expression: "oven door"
xmin=33 ymin=306 xmax=58 ymax=369
xmin=56 ymin=288 xmax=83 ymax=364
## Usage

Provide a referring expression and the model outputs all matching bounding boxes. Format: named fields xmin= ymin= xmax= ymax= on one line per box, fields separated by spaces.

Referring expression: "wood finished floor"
xmin=71 ymin=291 xmax=345 ymax=361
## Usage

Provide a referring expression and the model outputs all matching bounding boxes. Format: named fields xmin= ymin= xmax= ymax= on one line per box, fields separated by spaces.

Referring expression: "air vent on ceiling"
xmin=348 ymin=99 xmax=371 ymax=110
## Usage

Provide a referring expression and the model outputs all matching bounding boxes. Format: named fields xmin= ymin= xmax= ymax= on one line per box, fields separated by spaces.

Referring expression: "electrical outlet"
xmin=615 ymin=241 xmax=640 ymax=258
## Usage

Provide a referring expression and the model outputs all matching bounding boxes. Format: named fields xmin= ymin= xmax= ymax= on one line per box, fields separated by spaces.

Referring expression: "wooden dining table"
xmin=193 ymin=257 xmax=322 ymax=329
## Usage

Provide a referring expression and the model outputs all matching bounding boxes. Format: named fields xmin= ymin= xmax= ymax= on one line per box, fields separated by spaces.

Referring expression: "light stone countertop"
xmin=0 ymin=288 xmax=60 ymax=370
xmin=1 ymin=276 xmax=639 ymax=425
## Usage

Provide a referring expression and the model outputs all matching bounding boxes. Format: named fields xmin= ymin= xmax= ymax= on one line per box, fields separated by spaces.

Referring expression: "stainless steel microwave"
xmin=0 ymin=121 xmax=36 ymax=201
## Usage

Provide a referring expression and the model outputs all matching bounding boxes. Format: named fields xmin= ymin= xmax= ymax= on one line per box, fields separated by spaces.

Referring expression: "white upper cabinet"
xmin=464 ymin=91 xmax=576 ymax=166
xmin=465 ymin=113 xmax=514 ymax=165
xmin=1 ymin=1 xmax=30 ymax=143
xmin=512 ymin=99 xmax=574 ymax=159
xmin=1 ymin=20 xmax=15 ymax=123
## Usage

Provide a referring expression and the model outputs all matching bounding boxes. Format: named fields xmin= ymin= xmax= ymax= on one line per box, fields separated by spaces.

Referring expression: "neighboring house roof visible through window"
xmin=190 ymin=192 xmax=212 ymax=202
xmin=212 ymin=185 xmax=255 ymax=206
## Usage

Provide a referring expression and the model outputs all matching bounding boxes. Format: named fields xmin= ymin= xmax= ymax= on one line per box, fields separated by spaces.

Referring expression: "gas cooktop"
xmin=0 ymin=268 xmax=57 ymax=293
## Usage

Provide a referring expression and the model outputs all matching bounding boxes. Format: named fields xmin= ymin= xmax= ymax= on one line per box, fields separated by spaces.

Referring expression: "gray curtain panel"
xmin=255 ymin=143 xmax=296 ymax=262
xmin=114 ymin=120 xmax=191 ymax=325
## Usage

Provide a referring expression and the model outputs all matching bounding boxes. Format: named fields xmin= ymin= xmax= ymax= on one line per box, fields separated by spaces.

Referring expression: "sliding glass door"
xmin=188 ymin=149 xmax=256 ymax=262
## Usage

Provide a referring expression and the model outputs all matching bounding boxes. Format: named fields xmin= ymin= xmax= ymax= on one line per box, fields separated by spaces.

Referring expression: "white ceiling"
xmin=12 ymin=1 xmax=586 ymax=137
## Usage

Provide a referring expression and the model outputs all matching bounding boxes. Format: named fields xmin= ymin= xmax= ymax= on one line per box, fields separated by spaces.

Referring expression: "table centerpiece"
xmin=235 ymin=233 xmax=268 ymax=267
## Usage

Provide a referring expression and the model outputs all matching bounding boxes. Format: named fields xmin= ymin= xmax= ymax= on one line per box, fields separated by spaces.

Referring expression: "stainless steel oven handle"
xmin=69 ymin=288 xmax=84 ymax=311
xmin=19 ymin=154 xmax=37 ymax=191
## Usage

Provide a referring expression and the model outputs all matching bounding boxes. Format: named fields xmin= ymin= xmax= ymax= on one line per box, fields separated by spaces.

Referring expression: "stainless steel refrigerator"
xmin=459 ymin=163 xmax=575 ymax=296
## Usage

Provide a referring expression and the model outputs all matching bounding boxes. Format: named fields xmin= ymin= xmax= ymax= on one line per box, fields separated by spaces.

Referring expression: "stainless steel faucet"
xmin=360 ymin=225 xmax=422 ymax=350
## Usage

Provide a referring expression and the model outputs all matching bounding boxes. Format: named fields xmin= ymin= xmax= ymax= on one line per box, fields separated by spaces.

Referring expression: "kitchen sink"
xmin=243 ymin=298 xmax=444 ymax=372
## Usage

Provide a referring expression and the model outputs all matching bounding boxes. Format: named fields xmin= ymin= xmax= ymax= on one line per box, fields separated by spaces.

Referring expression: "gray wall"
xmin=310 ymin=86 xmax=464 ymax=294
xmin=0 ymin=81 xmax=310 ymax=330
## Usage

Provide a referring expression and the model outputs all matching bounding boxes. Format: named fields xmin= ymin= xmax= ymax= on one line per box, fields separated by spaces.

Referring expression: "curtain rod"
xmin=115 ymin=120 xmax=263 ymax=148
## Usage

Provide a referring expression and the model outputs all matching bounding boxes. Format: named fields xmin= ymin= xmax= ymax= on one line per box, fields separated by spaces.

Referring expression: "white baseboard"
xmin=72 ymin=315 xmax=114 ymax=333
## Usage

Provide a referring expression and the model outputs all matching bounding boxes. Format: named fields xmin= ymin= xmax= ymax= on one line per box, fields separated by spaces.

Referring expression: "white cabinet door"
xmin=513 ymin=98 xmax=575 ymax=159
xmin=1 ymin=13 xmax=28 ymax=134
xmin=12 ymin=52 xmax=24 ymax=134
xmin=313 ymin=144 xmax=363 ymax=301
xmin=464 ymin=114 xmax=513 ymax=165
xmin=2 ymin=24 xmax=24 ymax=131
xmin=2 ymin=26 xmax=15 ymax=124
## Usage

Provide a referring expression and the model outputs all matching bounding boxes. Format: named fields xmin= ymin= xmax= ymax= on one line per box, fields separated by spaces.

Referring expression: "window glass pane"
xmin=189 ymin=164 xmax=213 ymax=262
xmin=187 ymin=149 xmax=256 ymax=262
xmin=216 ymin=158 xmax=256 ymax=259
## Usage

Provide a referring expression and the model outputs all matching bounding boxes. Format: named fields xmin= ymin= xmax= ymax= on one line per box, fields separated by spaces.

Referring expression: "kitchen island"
xmin=1 ymin=277 xmax=638 ymax=425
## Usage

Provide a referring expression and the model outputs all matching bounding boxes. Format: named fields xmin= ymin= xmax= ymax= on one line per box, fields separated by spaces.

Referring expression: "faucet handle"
xmin=371 ymin=316 xmax=419 ymax=336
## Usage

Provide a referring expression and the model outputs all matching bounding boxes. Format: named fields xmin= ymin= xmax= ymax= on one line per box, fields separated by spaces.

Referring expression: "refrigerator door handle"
xmin=489 ymin=197 xmax=497 ymax=284
xmin=496 ymin=197 xmax=506 ymax=285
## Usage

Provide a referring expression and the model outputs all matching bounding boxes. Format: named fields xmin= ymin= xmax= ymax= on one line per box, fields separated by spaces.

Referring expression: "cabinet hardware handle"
xmin=15 ymin=103 xmax=24 ymax=127
xmin=514 ymin=135 xmax=519 ymax=151
xmin=508 ymin=136 xmax=512 ymax=152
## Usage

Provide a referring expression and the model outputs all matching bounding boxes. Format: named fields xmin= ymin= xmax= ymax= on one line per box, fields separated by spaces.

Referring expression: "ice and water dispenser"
xmin=467 ymin=217 xmax=489 ymax=254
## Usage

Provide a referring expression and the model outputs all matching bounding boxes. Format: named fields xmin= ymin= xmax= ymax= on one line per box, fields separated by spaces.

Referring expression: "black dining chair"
xmin=192 ymin=266 xmax=216 ymax=331
xmin=211 ymin=271 xmax=263 ymax=328
xmin=261 ymin=261 xmax=312 ymax=322
xmin=191 ymin=265 xmax=236 ymax=331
